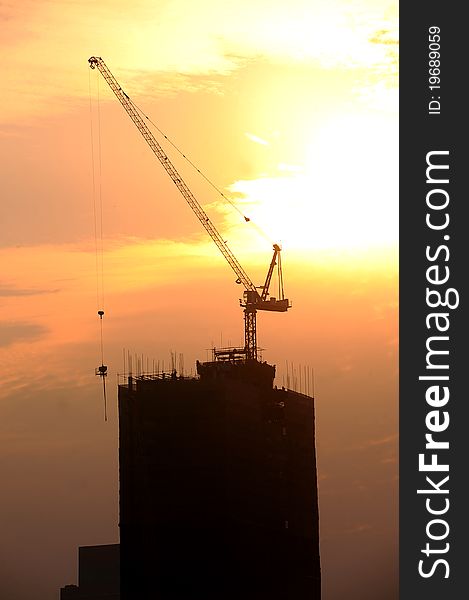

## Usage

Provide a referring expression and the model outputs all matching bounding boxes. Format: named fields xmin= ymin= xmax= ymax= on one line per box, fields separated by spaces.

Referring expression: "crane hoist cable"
xmin=129 ymin=96 xmax=274 ymax=246
xmin=89 ymin=67 xmax=108 ymax=420
xmin=97 ymin=310 xmax=108 ymax=422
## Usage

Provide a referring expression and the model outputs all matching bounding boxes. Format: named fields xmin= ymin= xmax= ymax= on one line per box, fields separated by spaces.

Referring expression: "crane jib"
xmin=88 ymin=56 xmax=258 ymax=295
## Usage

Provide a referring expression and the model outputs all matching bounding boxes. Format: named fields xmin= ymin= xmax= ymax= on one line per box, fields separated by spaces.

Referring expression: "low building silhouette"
xmin=60 ymin=544 xmax=119 ymax=600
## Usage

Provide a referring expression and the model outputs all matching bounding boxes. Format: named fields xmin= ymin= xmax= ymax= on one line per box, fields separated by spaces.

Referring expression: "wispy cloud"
xmin=344 ymin=523 xmax=372 ymax=535
xmin=0 ymin=285 xmax=59 ymax=297
xmin=359 ymin=434 xmax=397 ymax=450
xmin=369 ymin=29 xmax=399 ymax=46
xmin=245 ymin=132 xmax=269 ymax=146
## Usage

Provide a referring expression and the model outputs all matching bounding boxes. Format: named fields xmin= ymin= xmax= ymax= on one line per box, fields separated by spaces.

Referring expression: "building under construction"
xmin=118 ymin=351 xmax=321 ymax=599
xmin=88 ymin=57 xmax=321 ymax=599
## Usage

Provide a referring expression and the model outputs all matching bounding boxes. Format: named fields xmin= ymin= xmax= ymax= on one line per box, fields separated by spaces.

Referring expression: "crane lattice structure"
xmin=89 ymin=56 xmax=290 ymax=361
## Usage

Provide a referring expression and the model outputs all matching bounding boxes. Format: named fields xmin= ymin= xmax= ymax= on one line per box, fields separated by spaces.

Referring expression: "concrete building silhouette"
xmin=60 ymin=544 xmax=120 ymax=600
xmin=118 ymin=354 xmax=320 ymax=599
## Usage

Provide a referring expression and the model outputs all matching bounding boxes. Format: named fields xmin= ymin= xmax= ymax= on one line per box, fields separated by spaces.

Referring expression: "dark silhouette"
xmin=60 ymin=544 xmax=119 ymax=599
xmin=118 ymin=355 xmax=320 ymax=598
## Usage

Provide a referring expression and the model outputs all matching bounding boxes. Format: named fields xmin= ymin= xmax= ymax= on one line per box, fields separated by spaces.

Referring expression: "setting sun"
xmin=216 ymin=113 xmax=397 ymax=253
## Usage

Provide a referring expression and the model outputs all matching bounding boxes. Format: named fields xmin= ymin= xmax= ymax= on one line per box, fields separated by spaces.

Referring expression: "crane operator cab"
xmin=241 ymin=290 xmax=291 ymax=312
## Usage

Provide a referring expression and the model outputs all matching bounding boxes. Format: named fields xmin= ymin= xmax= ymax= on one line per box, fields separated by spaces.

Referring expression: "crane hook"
xmin=96 ymin=309 xmax=108 ymax=421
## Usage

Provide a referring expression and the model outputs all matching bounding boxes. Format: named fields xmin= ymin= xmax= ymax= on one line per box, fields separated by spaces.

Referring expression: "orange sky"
xmin=0 ymin=1 xmax=398 ymax=598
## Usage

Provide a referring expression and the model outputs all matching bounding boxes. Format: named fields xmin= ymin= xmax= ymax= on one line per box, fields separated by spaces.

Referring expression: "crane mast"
xmin=89 ymin=56 xmax=290 ymax=360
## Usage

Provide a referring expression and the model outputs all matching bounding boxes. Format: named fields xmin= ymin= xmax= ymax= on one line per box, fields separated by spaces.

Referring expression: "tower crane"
xmin=88 ymin=57 xmax=291 ymax=361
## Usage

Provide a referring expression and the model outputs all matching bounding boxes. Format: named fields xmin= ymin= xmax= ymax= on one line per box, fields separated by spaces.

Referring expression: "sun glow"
xmin=225 ymin=113 xmax=397 ymax=252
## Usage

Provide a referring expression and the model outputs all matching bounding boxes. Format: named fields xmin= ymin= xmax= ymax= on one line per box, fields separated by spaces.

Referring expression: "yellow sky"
xmin=3 ymin=0 xmax=397 ymax=117
xmin=0 ymin=2 xmax=398 ymax=599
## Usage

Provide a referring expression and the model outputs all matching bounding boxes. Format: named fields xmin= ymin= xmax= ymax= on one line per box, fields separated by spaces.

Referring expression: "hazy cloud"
xmin=0 ymin=285 xmax=59 ymax=297
xmin=0 ymin=321 xmax=47 ymax=346
xmin=369 ymin=29 xmax=399 ymax=45
xmin=361 ymin=434 xmax=397 ymax=449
